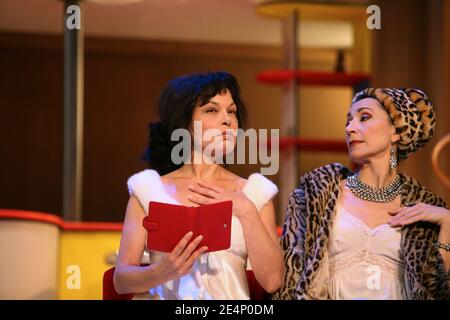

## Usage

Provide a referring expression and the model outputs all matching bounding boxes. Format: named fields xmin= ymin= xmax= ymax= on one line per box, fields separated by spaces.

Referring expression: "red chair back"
xmin=102 ymin=267 xmax=135 ymax=300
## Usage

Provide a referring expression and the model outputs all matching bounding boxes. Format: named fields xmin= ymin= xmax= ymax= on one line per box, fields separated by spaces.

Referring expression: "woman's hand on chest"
xmin=187 ymin=181 xmax=257 ymax=218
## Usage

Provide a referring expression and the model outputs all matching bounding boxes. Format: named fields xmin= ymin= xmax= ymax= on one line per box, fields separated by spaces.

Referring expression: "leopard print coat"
xmin=273 ymin=163 xmax=450 ymax=300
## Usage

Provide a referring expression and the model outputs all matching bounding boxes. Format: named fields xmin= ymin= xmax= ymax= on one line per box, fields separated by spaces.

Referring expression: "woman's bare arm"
xmin=238 ymin=200 xmax=284 ymax=293
xmin=113 ymin=195 xmax=207 ymax=294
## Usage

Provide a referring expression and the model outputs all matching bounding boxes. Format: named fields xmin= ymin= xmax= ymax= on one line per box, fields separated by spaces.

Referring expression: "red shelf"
xmin=265 ymin=137 xmax=348 ymax=152
xmin=256 ymin=70 xmax=370 ymax=86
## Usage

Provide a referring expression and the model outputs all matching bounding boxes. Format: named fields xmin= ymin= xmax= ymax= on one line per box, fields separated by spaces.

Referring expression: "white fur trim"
xmin=127 ymin=169 xmax=177 ymax=215
xmin=127 ymin=170 xmax=278 ymax=215
xmin=242 ymin=173 xmax=278 ymax=212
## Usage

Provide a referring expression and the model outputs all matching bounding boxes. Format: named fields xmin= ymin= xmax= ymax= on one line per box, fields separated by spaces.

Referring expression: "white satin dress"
xmin=327 ymin=204 xmax=406 ymax=299
xmin=126 ymin=169 xmax=278 ymax=300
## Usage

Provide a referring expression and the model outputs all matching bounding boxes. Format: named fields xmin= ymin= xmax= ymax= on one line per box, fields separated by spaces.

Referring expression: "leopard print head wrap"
xmin=352 ymin=88 xmax=436 ymax=161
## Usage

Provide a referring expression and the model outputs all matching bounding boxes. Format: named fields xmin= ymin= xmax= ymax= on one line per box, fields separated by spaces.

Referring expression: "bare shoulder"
xmin=336 ymin=179 xmax=349 ymax=204
xmin=222 ymin=170 xmax=247 ymax=191
xmin=339 ymin=179 xmax=348 ymax=191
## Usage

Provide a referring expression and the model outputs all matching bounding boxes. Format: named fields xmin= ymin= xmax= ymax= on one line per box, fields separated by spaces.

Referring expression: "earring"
xmin=390 ymin=146 xmax=398 ymax=170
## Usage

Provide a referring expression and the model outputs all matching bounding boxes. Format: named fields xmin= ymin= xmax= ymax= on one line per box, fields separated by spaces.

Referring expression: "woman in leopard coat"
xmin=273 ymin=88 xmax=450 ymax=300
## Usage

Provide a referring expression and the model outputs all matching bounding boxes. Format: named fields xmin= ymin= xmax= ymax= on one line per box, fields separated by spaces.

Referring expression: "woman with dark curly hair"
xmin=274 ymin=88 xmax=450 ymax=300
xmin=113 ymin=72 xmax=283 ymax=299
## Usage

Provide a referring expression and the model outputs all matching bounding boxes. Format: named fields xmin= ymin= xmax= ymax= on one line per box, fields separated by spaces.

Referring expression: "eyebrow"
xmin=346 ymin=107 xmax=372 ymax=119
xmin=206 ymin=101 xmax=236 ymax=107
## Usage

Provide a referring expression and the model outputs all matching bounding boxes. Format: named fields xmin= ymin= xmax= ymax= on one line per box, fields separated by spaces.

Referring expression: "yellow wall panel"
xmin=58 ymin=231 xmax=121 ymax=300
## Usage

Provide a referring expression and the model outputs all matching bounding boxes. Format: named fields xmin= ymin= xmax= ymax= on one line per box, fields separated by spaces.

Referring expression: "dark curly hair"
xmin=142 ymin=71 xmax=248 ymax=175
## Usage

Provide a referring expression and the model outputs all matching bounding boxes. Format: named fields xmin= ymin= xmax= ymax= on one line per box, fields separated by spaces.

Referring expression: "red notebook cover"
xmin=142 ymin=200 xmax=233 ymax=253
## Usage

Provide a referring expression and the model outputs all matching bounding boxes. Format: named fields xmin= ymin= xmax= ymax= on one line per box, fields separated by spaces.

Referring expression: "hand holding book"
xmin=150 ymin=231 xmax=208 ymax=283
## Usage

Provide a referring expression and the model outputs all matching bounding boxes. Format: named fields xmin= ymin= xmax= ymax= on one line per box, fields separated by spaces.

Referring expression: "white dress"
xmin=327 ymin=204 xmax=406 ymax=300
xmin=126 ymin=169 xmax=278 ymax=300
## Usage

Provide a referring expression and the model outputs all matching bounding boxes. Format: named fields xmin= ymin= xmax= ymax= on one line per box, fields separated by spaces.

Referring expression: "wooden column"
xmin=279 ymin=11 xmax=299 ymax=224
xmin=63 ymin=0 xmax=84 ymax=221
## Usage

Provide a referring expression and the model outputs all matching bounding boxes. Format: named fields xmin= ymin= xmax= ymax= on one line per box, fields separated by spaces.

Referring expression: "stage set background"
xmin=1 ymin=0 xmax=449 ymax=225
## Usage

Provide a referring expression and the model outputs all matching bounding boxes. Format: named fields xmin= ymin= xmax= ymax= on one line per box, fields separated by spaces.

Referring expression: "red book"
xmin=142 ymin=200 xmax=233 ymax=253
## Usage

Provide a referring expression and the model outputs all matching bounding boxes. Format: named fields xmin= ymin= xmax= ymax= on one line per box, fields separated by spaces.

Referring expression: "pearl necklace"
xmin=346 ymin=172 xmax=402 ymax=203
